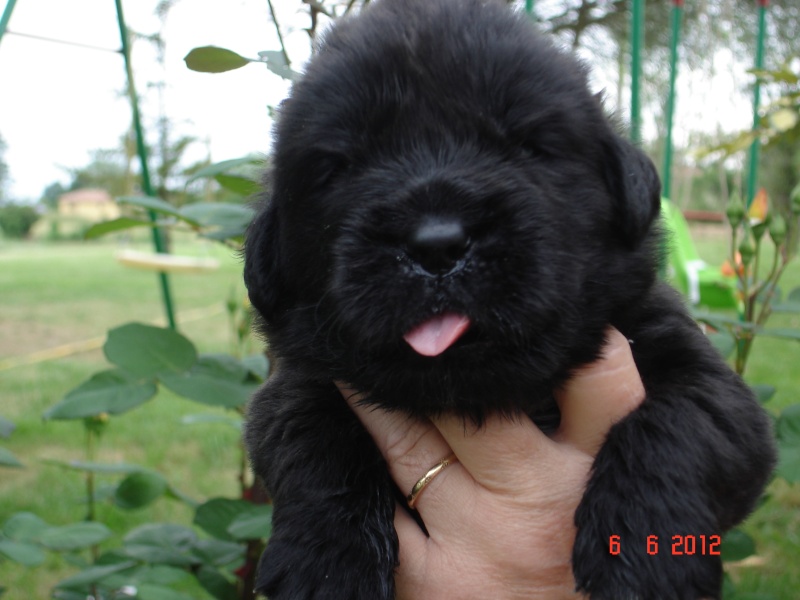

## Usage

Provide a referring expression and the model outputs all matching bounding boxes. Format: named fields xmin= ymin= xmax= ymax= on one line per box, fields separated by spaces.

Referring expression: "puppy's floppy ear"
xmin=244 ymin=198 xmax=284 ymax=321
xmin=602 ymin=134 xmax=661 ymax=247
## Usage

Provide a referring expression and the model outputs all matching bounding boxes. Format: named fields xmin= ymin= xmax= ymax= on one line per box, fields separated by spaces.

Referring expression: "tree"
xmin=66 ymin=148 xmax=134 ymax=198
xmin=0 ymin=203 xmax=40 ymax=238
xmin=40 ymin=181 xmax=67 ymax=212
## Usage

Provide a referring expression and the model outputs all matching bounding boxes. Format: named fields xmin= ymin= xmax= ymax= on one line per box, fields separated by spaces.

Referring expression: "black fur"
xmin=243 ymin=1 xmax=776 ymax=598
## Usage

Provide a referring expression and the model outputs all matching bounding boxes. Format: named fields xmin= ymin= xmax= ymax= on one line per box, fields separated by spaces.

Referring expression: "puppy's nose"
xmin=407 ymin=218 xmax=469 ymax=275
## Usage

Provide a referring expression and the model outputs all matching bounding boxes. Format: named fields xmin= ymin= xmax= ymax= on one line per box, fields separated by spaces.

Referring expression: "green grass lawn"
xmin=1 ymin=226 xmax=799 ymax=599
xmin=0 ymin=236 xmax=252 ymax=598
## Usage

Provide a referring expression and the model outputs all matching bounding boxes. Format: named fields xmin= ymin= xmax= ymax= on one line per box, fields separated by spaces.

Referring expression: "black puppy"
xmin=244 ymin=0 xmax=775 ymax=598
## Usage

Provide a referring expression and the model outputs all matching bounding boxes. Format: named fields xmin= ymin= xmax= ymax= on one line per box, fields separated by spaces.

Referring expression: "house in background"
xmin=29 ymin=188 xmax=123 ymax=240
xmin=57 ymin=189 xmax=121 ymax=221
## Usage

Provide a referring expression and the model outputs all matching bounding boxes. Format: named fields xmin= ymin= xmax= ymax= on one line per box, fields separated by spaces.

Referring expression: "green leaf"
xmin=187 ymin=157 xmax=263 ymax=183
xmin=37 ymin=522 xmax=112 ymax=551
xmin=122 ymin=524 xmax=198 ymax=566
xmin=755 ymin=284 xmax=781 ymax=305
xmin=776 ymin=445 xmax=800 ymax=482
xmin=164 ymin=484 xmax=199 ymax=508
xmin=771 ymin=301 xmax=800 ymax=314
xmin=178 ymin=203 xmax=254 ymax=238
xmin=193 ymin=498 xmax=253 ymax=541
xmin=117 ymin=196 xmax=190 ymax=222
xmin=214 ymin=174 xmax=261 ymax=196
xmin=136 ymin=565 xmax=191 ymax=586
xmin=697 ymin=130 xmax=759 ymax=160
xmin=707 ymin=331 xmax=735 ymax=359
xmin=160 ymin=355 xmax=257 ymax=408
xmin=160 ymin=372 xmax=255 ymax=408
xmin=114 ymin=471 xmax=168 ymax=510
xmin=0 ymin=540 xmax=46 ymax=566
xmin=226 ymin=505 xmax=273 ymax=541
xmin=3 ymin=512 xmax=49 ymax=542
xmin=0 ymin=416 xmax=15 ymax=438
xmin=84 ymin=217 xmax=154 ymax=240
xmin=195 ymin=565 xmax=239 ymax=600
xmin=44 ymin=369 xmax=158 ymax=420
xmin=749 ymin=384 xmax=776 ymax=405
xmin=692 ymin=310 xmax=757 ymax=331
xmin=758 ymin=327 xmax=800 ymax=341
xmin=776 ymin=405 xmax=800 ymax=446
xmin=198 ymin=353 xmax=249 ymax=381
xmin=749 ymin=66 xmax=800 ymax=85
xmin=774 ymin=287 xmax=800 ymax=312
xmin=0 ymin=446 xmax=23 ymax=468
xmin=722 ymin=573 xmax=736 ymax=598
xmin=184 ymin=46 xmax=252 ymax=73
xmin=41 ymin=459 xmax=145 ymax=474
xmin=136 ymin=584 xmax=196 ymax=600
xmin=242 ymin=353 xmax=269 ymax=381
xmin=191 ymin=539 xmax=245 ymax=568
xmin=104 ymin=323 xmax=197 ymax=378
xmin=258 ymin=50 xmax=299 ymax=80
xmin=720 ymin=529 xmax=755 ymax=562
xmin=54 ymin=561 xmax=137 ymax=590
xmin=180 ymin=414 xmax=242 ymax=431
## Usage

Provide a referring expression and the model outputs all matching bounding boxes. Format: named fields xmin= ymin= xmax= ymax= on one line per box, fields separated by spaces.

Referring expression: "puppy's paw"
xmin=255 ymin=531 xmax=396 ymax=600
xmin=571 ymin=516 xmax=722 ymax=600
xmin=571 ymin=452 xmax=723 ymax=599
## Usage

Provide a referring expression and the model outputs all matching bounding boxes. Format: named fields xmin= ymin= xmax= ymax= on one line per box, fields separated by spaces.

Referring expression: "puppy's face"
xmin=245 ymin=0 xmax=661 ymax=418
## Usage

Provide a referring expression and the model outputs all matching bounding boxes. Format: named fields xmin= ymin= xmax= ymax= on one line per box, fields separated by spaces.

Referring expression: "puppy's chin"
xmin=312 ymin=304 xmax=603 ymax=420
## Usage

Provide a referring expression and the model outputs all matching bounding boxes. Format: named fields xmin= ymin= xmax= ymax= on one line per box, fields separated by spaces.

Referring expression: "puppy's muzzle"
xmin=407 ymin=216 xmax=470 ymax=276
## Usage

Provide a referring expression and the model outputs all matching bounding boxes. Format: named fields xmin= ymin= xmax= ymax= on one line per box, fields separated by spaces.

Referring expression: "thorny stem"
xmin=85 ymin=424 xmax=100 ymax=599
xmin=85 ymin=426 xmax=97 ymax=528
xmin=266 ymin=0 xmax=291 ymax=67
xmin=734 ymin=240 xmax=790 ymax=376
xmin=756 ymin=256 xmax=790 ymax=328
xmin=752 ymin=246 xmax=781 ymax=304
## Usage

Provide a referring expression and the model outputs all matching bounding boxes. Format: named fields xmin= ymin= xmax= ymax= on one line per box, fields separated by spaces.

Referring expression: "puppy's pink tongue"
xmin=403 ymin=313 xmax=471 ymax=357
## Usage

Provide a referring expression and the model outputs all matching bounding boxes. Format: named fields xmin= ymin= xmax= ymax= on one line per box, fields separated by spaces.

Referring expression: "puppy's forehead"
xmin=279 ymin=0 xmax=598 ymax=150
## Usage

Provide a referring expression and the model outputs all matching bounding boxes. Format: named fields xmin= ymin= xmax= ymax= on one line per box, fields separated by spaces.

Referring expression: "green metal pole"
xmin=662 ymin=0 xmax=683 ymax=200
xmin=525 ymin=0 xmax=534 ymax=16
xmin=114 ymin=0 xmax=177 ymax=330
xmin=746 ymin=0 xmax=769 ymax=209
xmin=630 ymin=0 xmax=645 ymax=145
xmin=0 ymin=0 xmax=19 ymax=48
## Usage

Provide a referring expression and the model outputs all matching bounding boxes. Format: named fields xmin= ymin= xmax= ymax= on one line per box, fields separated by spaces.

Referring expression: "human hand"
xmin=336 ymin=328 xmax=645 ymax=599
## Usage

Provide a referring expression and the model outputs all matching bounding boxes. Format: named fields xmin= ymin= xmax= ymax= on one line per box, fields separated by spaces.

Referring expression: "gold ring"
xmin=407 ymin=453 xmax=458 ymax=509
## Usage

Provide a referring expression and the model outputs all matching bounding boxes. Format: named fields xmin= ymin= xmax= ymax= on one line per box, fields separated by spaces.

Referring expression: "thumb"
xmin=553 ymin=328 xmax=645 ymax=455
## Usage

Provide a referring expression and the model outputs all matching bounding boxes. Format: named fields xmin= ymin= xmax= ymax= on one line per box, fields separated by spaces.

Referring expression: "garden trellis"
xmin=527 ymin=0 xmax=769 ymax=208
xmin=0 ymin=0 xmax=178 ymax=329
xmin=527 ymin=0 xmax=771 ymax=309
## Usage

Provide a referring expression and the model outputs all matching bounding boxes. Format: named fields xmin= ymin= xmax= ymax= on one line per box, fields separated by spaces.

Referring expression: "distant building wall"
xmin=57 ymin=189 xmax=120 ymax=222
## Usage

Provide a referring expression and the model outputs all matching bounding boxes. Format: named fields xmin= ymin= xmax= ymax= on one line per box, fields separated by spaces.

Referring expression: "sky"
xmin=0 ymin=0 xmax=755 ymax=202
xmin=0 ymin=0 xmax=312 ymax=201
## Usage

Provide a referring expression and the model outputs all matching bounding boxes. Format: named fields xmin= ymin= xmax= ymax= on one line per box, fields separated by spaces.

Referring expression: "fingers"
xmin=553 ymin=328 xmax=645 ymax=455
xmin=335 ymin=382 xmax=463 ymax=519
xmin=430 ymin=413 xmax=559 ymax=494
